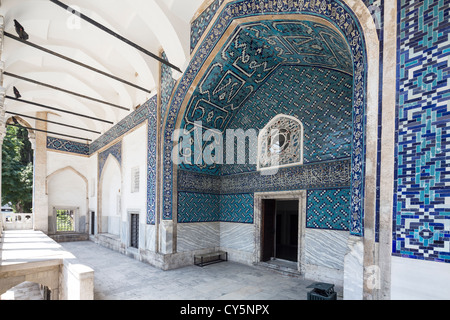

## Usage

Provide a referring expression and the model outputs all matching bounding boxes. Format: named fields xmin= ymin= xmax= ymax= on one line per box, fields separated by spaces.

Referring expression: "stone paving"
xmin=59 ymin=241 xmax=328 ymax=300
xmin=1 ymin=282 xmax=43 ymax=300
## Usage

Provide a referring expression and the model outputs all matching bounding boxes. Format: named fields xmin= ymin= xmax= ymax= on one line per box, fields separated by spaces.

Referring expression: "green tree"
xmin=2 ymin=126 xmax=34 ymax=213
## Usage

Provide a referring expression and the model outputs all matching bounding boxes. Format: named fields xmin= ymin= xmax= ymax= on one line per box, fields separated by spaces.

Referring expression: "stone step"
xmin=254 ymin=261 xmax=302 ymax=278
xmin=49 ymin=233 xmax=89 ymax=243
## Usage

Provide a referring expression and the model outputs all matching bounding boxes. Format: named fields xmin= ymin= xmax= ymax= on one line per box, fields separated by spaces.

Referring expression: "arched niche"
xmin=98 ymin=153 xmax=122 ymax=236
xmin=46 ymin=166 xmax=88 ymax=234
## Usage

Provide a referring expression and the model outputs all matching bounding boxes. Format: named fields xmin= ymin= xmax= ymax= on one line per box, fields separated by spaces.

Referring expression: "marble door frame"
xmin=253 ymin=190 xmax=307 ymax=273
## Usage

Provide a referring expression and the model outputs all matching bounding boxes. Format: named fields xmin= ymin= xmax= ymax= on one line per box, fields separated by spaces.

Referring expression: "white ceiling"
xmin=0 ymin=0 xmax=205 ymax=143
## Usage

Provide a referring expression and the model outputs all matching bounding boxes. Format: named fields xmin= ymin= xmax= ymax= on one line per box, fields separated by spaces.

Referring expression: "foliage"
xmin=2 ymin=126 xmax=34 ymax=213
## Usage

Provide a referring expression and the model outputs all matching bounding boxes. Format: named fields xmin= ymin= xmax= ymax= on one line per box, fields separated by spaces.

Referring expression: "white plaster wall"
xmin=121 ymin=124 xmax=148 ymax=248
xmin=88 ymin=153 xmax=98 ymax=212
xmin=391 ymin=256 xmax=450 ymax=300
xmin=87 ymin=153 xmax=98 ymax=235
xmin=101 ymin=156 xmax=121 ymax=236
xmin=47 ymin=152 xmax=91 ymax=179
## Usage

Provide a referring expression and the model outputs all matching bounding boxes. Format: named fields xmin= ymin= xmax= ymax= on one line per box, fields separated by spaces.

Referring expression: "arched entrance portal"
xmin=162 ymin=0 xmax=379 ymax=300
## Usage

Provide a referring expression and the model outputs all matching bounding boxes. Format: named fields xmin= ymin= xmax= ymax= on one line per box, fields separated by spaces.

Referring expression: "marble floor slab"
xmin=58 ymin=241 xmax=338 ymax=300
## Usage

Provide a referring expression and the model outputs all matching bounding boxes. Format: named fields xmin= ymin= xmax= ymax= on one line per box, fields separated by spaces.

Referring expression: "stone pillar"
xmin=0 ymin=87 xmax=5 ymax=234
xmin=0 ymin=16 xmax=5 ymax=234
xmin=159 ymin=220 xmax=173 ymax=254
xmin=33 ymin=112 xmax=49 ymax=233
xmin=343 ymin=236 xmax=364 ymax=300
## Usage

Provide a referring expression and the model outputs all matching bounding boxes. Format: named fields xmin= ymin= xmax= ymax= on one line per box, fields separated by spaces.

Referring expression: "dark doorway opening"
xmin=130 ymin=213 xmax=139 ymax=249
xmin=261 ymin=199 xmax=299 ymax=262
xmin=90 ymin=211 xmax=95 ymax=235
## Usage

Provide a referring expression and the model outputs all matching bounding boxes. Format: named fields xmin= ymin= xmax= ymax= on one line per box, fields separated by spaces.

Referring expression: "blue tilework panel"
xmin=220 ymin=194 xmax=254 ymax=223
xmin=98 ymin=141 xmax=122 ymax=179
xmin=178 ymin=158 xmax=351 ymax=195
xmin=190 ymin=0 xmax=225 ymax=53
xmin=178 ymin=192 xmax=253 ymax=224
xmin=146 ymin=96 xmax=158 ymax=225
xmin=90 ymin=97 xmax=153 ymax=154
xmin=177 ymin=192 xmax=220 ymax=223
xmin=47 ymin=137 xmax=90 ymax=156
xmin=223 ymin=66 xmax=353 ymax=175
xmin=160 ymin=52 xmax=177 ymax=128
xmin=394 ymin=0 xmax=450 ymax=262
xmin=164 ymin=0 xmax=367 ymax=237
xmin=179 ymin=66 xmax=353 ymax=175
xmin=307 ymin=188 xmax=350 ymax=230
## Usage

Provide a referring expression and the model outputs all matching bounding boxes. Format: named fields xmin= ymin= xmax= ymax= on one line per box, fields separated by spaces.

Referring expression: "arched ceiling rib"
xmin=0 ymin=0 xmax=204 ymax=143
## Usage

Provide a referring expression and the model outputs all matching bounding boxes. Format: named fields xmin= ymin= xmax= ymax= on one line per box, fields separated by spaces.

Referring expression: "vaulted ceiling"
xmin=182 ymin=18 xmax=353 ymax=134
xmin=0 ymin=0 xmax=204 ymax=142
xmin=177 ymin=17 xmax=354 ymax=175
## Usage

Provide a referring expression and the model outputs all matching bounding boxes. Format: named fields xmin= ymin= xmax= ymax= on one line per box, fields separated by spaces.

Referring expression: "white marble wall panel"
xmin=145 ymin=224 xmax=156 ymax=252
xmin=305 ymin=228 xmax=349 ymax=270
xmin=219 ymin=222 xmax=254 ymax=253
xmin=177 ymin=222 xmax=220 ymax=252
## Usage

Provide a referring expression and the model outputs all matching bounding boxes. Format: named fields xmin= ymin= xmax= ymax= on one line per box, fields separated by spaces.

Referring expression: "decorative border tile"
xmin=47 ymin=136 xmax=90 ymax=156
xmin=178 ymin=158 xmax=351 ymax=195
xmin=146 ymin=96 xmax=158 ymax=225
xmin=90 ymin=98 xmax=154 ymax=154
xmin=98 ymin=141 xmax=122 ymax=179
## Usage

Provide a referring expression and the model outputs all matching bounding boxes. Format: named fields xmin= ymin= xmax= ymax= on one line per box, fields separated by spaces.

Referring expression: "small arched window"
xmin=257 ymin=114 xmax=304 ymax=171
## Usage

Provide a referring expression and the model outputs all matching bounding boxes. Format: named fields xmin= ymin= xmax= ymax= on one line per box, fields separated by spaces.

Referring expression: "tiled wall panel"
xmin=394 ymin=0 xmax=450 ymax=263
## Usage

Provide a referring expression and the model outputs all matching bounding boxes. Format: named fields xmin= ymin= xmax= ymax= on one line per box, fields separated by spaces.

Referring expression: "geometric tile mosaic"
xmin=177 ymin=192 xmax=254 ymax=224
xmin=220 ymin=194 xmax=254 ymax=223
xmin=177 ymin=159 xmax=350 ymax=227
xmin=393 ymin=0 xmax=450 ymax=263
xmin=46 ymin=136 xmax=90 ymax=156
xmin=306 ymin=188 xmax=350 ymax=231
xmin=222 ymin=66 xmax=353 ymax=175
xmin=177 ymin=192 xmax=220 ymax=223
xmin=180 ymin=65 xmax=353 ymax=175
xmin=177 ymin=192 xmax=253 ymax=224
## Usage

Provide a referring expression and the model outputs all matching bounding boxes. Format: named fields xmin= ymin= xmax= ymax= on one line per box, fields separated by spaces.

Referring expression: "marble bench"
xmin=194 ymin=251 xmax=228 ymax=267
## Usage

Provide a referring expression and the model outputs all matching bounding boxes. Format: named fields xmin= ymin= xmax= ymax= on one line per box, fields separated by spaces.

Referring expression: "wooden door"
xmin=261 ymin=199 xmax=276 ymax=262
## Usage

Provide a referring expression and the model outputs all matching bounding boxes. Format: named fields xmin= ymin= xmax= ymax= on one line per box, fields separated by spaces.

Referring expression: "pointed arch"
xmin=46 ymin=166 xmax=88 ymax=196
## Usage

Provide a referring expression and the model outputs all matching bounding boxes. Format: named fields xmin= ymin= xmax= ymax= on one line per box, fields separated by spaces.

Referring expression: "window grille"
xmin=131 ymin=167 xmax=140 ymax=193
xmin=56 ymin=209 xmax=75 ymax=232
